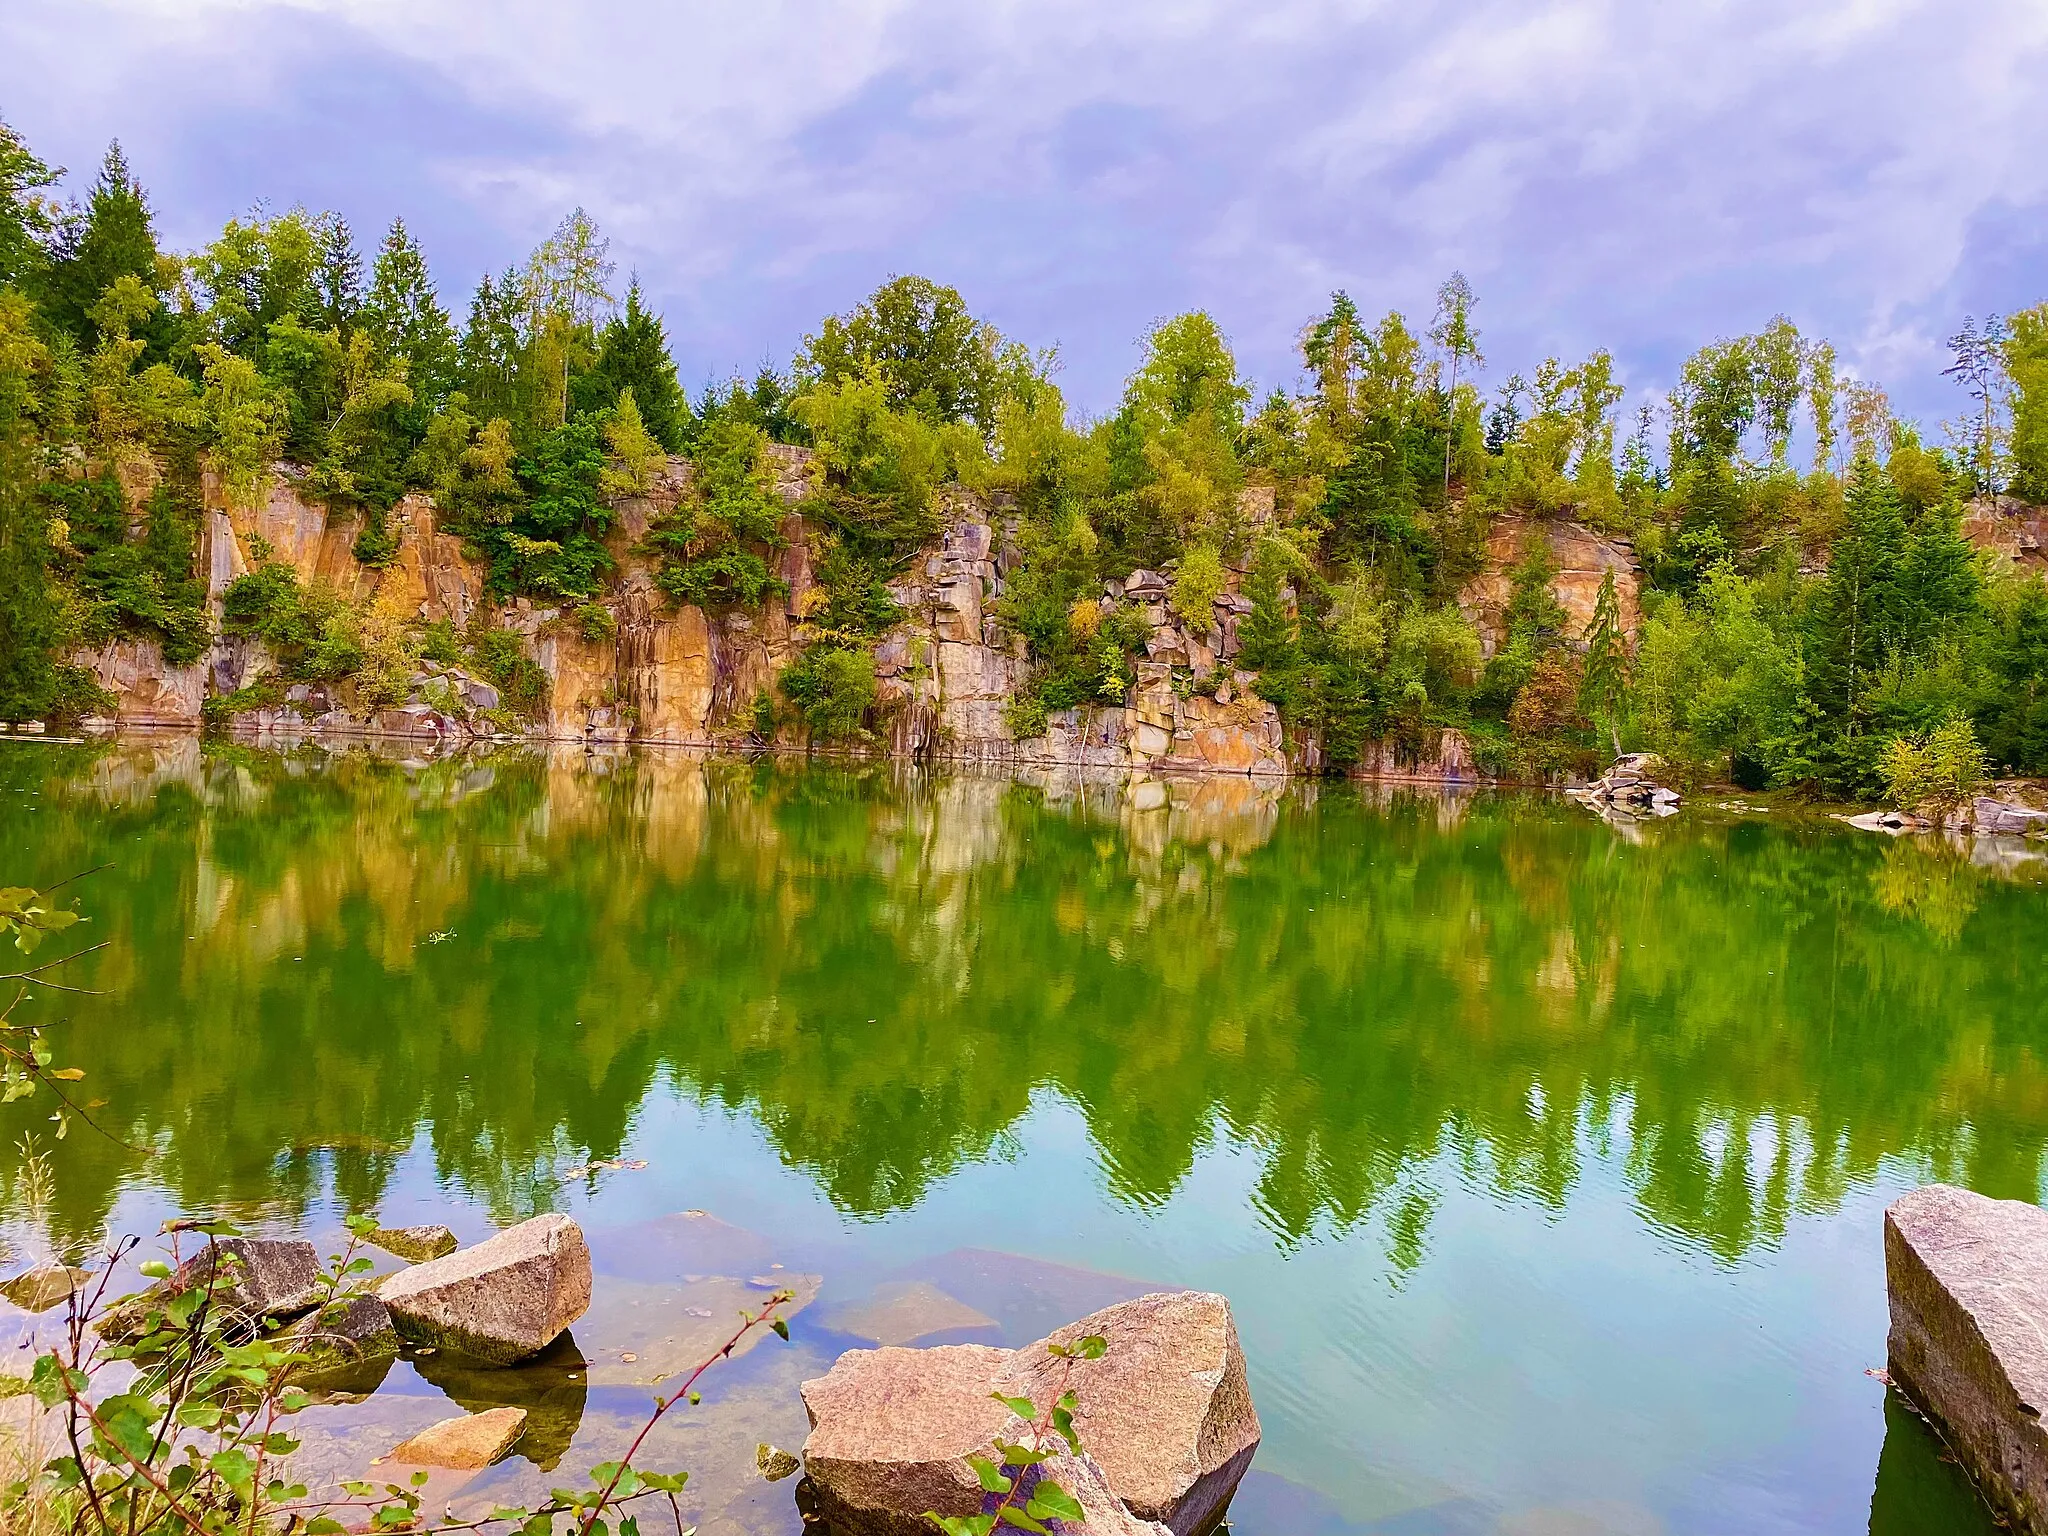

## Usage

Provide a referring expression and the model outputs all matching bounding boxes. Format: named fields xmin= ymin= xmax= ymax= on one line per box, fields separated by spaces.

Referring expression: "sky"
xmin=4 ymin=0 xmax=2047 ymax=430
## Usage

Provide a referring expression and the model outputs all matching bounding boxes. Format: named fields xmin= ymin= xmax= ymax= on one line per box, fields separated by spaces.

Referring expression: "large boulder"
xmin=801 ymin=1291 xmax=1258 ymax=1536
xmin=379 ymin=1213 xmax=591 ymax=1364
xmin=98 ymin=1238 xmax=322 ymax=1342
xmin=1884 ymin=1184 xmax=2048 ymax=1533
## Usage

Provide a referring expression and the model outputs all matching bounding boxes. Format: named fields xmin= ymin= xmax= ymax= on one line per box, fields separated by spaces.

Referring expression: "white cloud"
xmin=6 ymin=0 xmax=2048 ymax=411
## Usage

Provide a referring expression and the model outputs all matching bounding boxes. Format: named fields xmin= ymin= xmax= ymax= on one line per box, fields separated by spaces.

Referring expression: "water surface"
xmin=3 ymin=739 xmax=2042 ymax=1534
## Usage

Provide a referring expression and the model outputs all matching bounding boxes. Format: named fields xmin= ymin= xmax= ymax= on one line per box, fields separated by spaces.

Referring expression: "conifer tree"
xmin=1807 ymin=458 xmax=1909 ymax=727
xmin=40 ymin=142 xmax=167 ymax=356
xmin=317 ymin=216 xmax=364 ymax=332
xmin=362 ymin=217 xmax=457 ymax=408
xmin=1579 ymin=567 xmax=1627 ymax=757
xmin=570 ymin=280 xmax=689 ymax=449
xmin=458 ymin=270 xmax=526 ymax=428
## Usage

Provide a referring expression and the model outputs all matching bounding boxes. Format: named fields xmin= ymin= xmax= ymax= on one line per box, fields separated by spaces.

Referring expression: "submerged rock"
xmin=1884 ymin=1183 xmax=2048 ymax=1533
xmin=365 ymin=1224 xmax=460 ymax=1263
xmin=389 ymin=1407 xmax=529 ymax=1470
xmin=2 ymin=1262 xmax=91 ymax=1313
xmin=800 ymin=1291 xmax=1258 ymax=1536
xmin=98 ymin=1238 xmax=323 ymax=1341
xmin=380 ymin=1213 xmax=591 ymax=1365
xmin=413 ymin=1332 xmax=587 ymax=1472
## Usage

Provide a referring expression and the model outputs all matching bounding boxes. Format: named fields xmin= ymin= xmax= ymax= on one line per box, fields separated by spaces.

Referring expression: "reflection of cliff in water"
xmin=5 ymin=739 xmax=2047 ymax=1262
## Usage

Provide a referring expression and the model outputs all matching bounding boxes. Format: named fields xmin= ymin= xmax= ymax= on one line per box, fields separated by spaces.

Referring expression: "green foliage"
xmin=0 ymin=114 xmax=58 ymax=288
xmin=803 ymin=275 xmax=1019 ymax=433
xmin=647 ymin=415 xmax=787 ymax=610
xmin=572 ymin=281 xmax=690 ymax=450
xmin=359 ymin=216 xmax=457 ymax=410
xmin=780 ymin=644 xmax=877 ymax=741
xmin=37 ymin=143 xmax=174 ymax=362
xmin=1170 ymin=543 xmax=1226 ymax=626
xmin=1878 ymin=717 xmax=1987 ymax=818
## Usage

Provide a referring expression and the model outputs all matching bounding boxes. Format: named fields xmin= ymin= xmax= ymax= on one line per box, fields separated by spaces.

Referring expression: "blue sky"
xmin=5 ymin=0 xmax=2046 ymax=430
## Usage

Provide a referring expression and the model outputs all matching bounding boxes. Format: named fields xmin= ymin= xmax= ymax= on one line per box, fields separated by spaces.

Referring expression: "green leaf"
xmin=771 ymin=1317 xmax=789 ymax=1340
xmin=1072 ymin=1334 xmax=1107 ymax=1359
xmin=28 ymin=1355 xmax=85 ymax=1410
xmin=209 ymin=1447 xmax=256 ymax=1499
xmin=638 ymin=1471 xmax=688 ymax=1493
xmin=993 ymin=1440 xmax=1050 ymax=1466
xmin=926 ymin=1515 xmax=997 ymax=1536
xmin=965 ymin=1454 xmax=1013 ymax=1494
xmin=589 ymin=1459 xmax=624 ymax=1486
xmin=137 ymin=1259 xmax=172 ymax=1280
xmin=1026 ymin=1480 xmax=1086 ymax=1524
xmin=1050 ymin=1403 xmax=1081 ymax=1455
xmin=996 ymin=1506 xmax=1051 ymax=1534
xmin=305 ymin=1520 xmax=348 ymax=1534
xmin=990 ymin=1392 xmax=1037 ymax=1421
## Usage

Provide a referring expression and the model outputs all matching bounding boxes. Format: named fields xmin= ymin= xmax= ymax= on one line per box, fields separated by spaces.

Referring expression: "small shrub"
xmin=780 ymin=645 xmax=876 ymax=741
xmin=574 ymin=602 xmax=618 ymax=643
xmin=1004 ymin=690 xmax=1050 ymax=740
xmin=1170 ymin=543 xmax=1226 ymax=627
xmin=1878 ymin=716 xmax=1986 ymax=817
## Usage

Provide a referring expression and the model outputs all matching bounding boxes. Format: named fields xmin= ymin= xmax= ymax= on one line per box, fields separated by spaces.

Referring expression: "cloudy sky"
xmin=5 ymin=0 xmax=2046 ymax=426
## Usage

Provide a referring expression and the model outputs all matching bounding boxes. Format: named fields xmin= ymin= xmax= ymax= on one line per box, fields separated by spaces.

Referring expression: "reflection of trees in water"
xmin=3 ymin=740 xmax=2046 ymax=1265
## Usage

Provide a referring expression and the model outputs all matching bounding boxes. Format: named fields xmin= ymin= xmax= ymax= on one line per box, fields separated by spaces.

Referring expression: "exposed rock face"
xmin=79 ymin=637 xmax=208 ymax=727
xmin=800 ymin=1291 xmax=1258 ymax=1536
xmin=98 ymin=1238 xmax=323 ymax=1341
xmin=388 ymin=1407 xmax=529 ymax=1470
xmin=1964 ymin=495 xmax=2048 ymax=571
xmin=364 ymin=1224 xmax=459 ymax=1263
xmin=1884 ymin=1183 xmax=2048 ymax=1533
xmin=379 ymin=1213 xmax=591 ymax=1364
xmin=1461 ymin=516 xmax=1640 ymax=658
xmin=1970 ymin=797 xmax=2048 ymax=836
xmin=86 ymin=452 xmax=1646 ymax=781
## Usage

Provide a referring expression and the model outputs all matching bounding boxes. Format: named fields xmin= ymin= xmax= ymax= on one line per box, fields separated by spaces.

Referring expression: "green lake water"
xmin=3 ymin=737 xmax=2044 ymax=1534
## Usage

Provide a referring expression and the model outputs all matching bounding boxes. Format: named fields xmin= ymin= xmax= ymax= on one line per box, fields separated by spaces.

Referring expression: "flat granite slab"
xmin=1885 ymin=1183 xmax=2048 ymax=1532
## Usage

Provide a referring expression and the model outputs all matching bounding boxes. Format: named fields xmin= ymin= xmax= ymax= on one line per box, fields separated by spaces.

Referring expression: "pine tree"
xmin=569 ymin=280 xmax=690 ymax=449
xmin=362 ymin=217 xmax=457 ymax=408
xmin=40 ymin=142 xmax=167 ymax=356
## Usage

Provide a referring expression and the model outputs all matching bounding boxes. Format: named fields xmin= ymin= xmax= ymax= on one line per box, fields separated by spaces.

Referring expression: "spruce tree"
xmin=362 ymin=217 xmax=458 ymax=408
xmin=458 ymin=269 xmax=526 ymax=430
xmin=1806 ymin=458 xmax=1909 ymax=727
xmin=1899 ymin=498 xmax=1983 ymax=655
xmin=317 ymin=216 xmax=364 ymax=332
xmin=569 ymin=280 xmax=689 ymax=450
xmin=40 ymin=142 xmax=167 ymax=356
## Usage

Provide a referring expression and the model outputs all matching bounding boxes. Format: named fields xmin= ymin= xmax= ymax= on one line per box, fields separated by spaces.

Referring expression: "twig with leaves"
xmin=928 ymin=1333 xmax=1107 ymax=1536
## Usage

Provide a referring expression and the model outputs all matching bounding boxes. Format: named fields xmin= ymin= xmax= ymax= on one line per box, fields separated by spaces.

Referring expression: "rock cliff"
xmin=74 ymin=450 xmax=1645 ymax=780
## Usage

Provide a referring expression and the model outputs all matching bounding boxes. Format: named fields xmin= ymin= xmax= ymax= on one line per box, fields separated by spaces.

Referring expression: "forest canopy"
xmin=3 ymin=113 xmax=2046 ymax=800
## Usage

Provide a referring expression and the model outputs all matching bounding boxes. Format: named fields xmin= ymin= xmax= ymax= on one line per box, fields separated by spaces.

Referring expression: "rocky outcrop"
xmin=379 ymin=1213 xmax=591 ymax=1364
xmin=1460 ymin=516 xmax=1640 ymax=657
xmin=800 ymin=1290 xmax=1258 ymax=1536
xmin=1884 ymin=1184 xmax=2048 ymax=1533
xmin=98 ymin=1237 xmax=324 ymax=1341
xmin=1567 ymin=754 xmax=1681 ymax=820
xmin=80 ymin=453 xmax=1649 ymax=782
xmin=1964 ymin=496 xmax=2048 ymax=571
